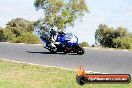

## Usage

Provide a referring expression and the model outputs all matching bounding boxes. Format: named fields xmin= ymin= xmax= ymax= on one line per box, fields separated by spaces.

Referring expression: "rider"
xmin=44 ymin=26 xmax=66 ymax=48
xmin=50 ymin=27 xmax=57 ymax=40
xmin=50 ymin=27 xmax=66 ymax=42
xmin=40 ymin=26 xmax=59 ymax=49
xmin=43 ymin=26 xmax=58 ymax=48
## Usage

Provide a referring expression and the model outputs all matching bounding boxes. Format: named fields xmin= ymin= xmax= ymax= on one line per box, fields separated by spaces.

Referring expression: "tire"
xmin=75 ymin=45 xmax=85 ymax=55
xmin=63 ymin=49 xmax=68 ymax=54
xmin=49 ymin=47 xmax=57 ymax=54
xmin=76 ymin=76 xmax=86 ymax=85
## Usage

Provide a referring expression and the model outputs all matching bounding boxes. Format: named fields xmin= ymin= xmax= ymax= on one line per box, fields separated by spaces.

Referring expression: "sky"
xmin=0 ymin=0 xmax=132 ymax=45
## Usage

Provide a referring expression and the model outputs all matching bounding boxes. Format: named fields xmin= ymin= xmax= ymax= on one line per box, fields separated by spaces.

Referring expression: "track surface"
xmin=0 ymin=43 xmax=132 ymax=75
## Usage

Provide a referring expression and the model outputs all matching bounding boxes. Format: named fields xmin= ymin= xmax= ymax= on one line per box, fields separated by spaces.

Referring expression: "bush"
xmin=79 ymin=42 xmax=89 ymax=47
xmin=0 ymin=29 xmax=7 ymax=42
xmin=0 ymin=28 xmax=40 ymax=44
xmin=113 ymin=36 xmax=132 ymax=49
xmin=16 ymin=32 xmax=40 ymax=44
xmin=3 ymin=29 xmax=16 ymax=42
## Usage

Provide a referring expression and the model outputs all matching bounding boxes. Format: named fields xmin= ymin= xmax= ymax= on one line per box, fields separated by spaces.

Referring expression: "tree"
xmin=4 ymin=18 xmax=41 ymax=44
xmin=95 ymin=24 xmax=130 ymax=49
xmin=114 ymin=27 xmax=128 ymax=38
xmin=34 ymin=0 xmax=88 ymax=31
xmin=128 ymin=33 xmax=132 ymax=38
xmin=6 ymin=18 xmax=33 ymax=36
xmin=95 ymin=24 xmax=115 ymax=47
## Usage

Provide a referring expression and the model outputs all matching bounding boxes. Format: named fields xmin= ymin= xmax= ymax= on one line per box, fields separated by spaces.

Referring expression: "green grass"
xmin=0 ymin=60 xmax=131 ymax=88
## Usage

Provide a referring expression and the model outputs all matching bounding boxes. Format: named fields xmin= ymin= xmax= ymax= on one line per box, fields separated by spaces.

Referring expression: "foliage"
xmin=79 ymin=42 xmax=89 ymax=47
xmin=95 ymin=24 xmax=130 ymax=49
xmin=16 ymin=32 xmax=40 ymax=44
xmin=3 ymin=28 xmax=16 ymax=42
xmin=113 ymin=36 xmax=132 ymax=49
xmin=34 ymin=0 xmax=88 ymax=31
xmin=0 ymin=18 xmax=40 ymax=44
xmin=0 ymin=29 xmax=7 ymax=42
xmin=95 ymin=24 xmax=115 ymax=47
xmin=6 ymin=18 xmax=33 ymax=37
xmin=114 ymin=27 xmax=128 ymax=38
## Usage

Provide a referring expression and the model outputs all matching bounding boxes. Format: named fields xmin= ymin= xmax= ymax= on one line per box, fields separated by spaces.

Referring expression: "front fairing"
xmin=57 ymin=33 xmax=78 ymax=46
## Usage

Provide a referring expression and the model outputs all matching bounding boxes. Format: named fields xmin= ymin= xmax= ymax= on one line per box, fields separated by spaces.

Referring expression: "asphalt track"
xmin=0 ymin=42 xmax=132 ymax=75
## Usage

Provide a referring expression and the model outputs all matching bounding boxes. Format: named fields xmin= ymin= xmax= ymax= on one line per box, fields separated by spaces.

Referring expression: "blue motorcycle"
xmin=40 ymin=31 xmax=85 ymax=55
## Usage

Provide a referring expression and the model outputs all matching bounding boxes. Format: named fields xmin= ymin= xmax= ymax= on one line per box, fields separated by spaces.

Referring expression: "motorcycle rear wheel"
xmin=63 ymin=49 xmax=68 ymax=54
xmin=49 ymin=47 xmax=57 ymax=54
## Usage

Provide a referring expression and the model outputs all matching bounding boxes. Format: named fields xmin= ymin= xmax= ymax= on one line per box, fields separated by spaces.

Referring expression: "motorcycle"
xmin=40 ymin=30 xmax=85 ymax=55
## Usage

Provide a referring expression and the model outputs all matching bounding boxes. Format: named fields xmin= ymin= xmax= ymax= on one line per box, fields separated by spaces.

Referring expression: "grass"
xmin=0 ymin=60 xmax=131 ymax=88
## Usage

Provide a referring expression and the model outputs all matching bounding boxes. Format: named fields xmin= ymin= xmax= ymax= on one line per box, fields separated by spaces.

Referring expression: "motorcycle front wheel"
xmin=75 ymin=45 xmax=85 ymax=55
